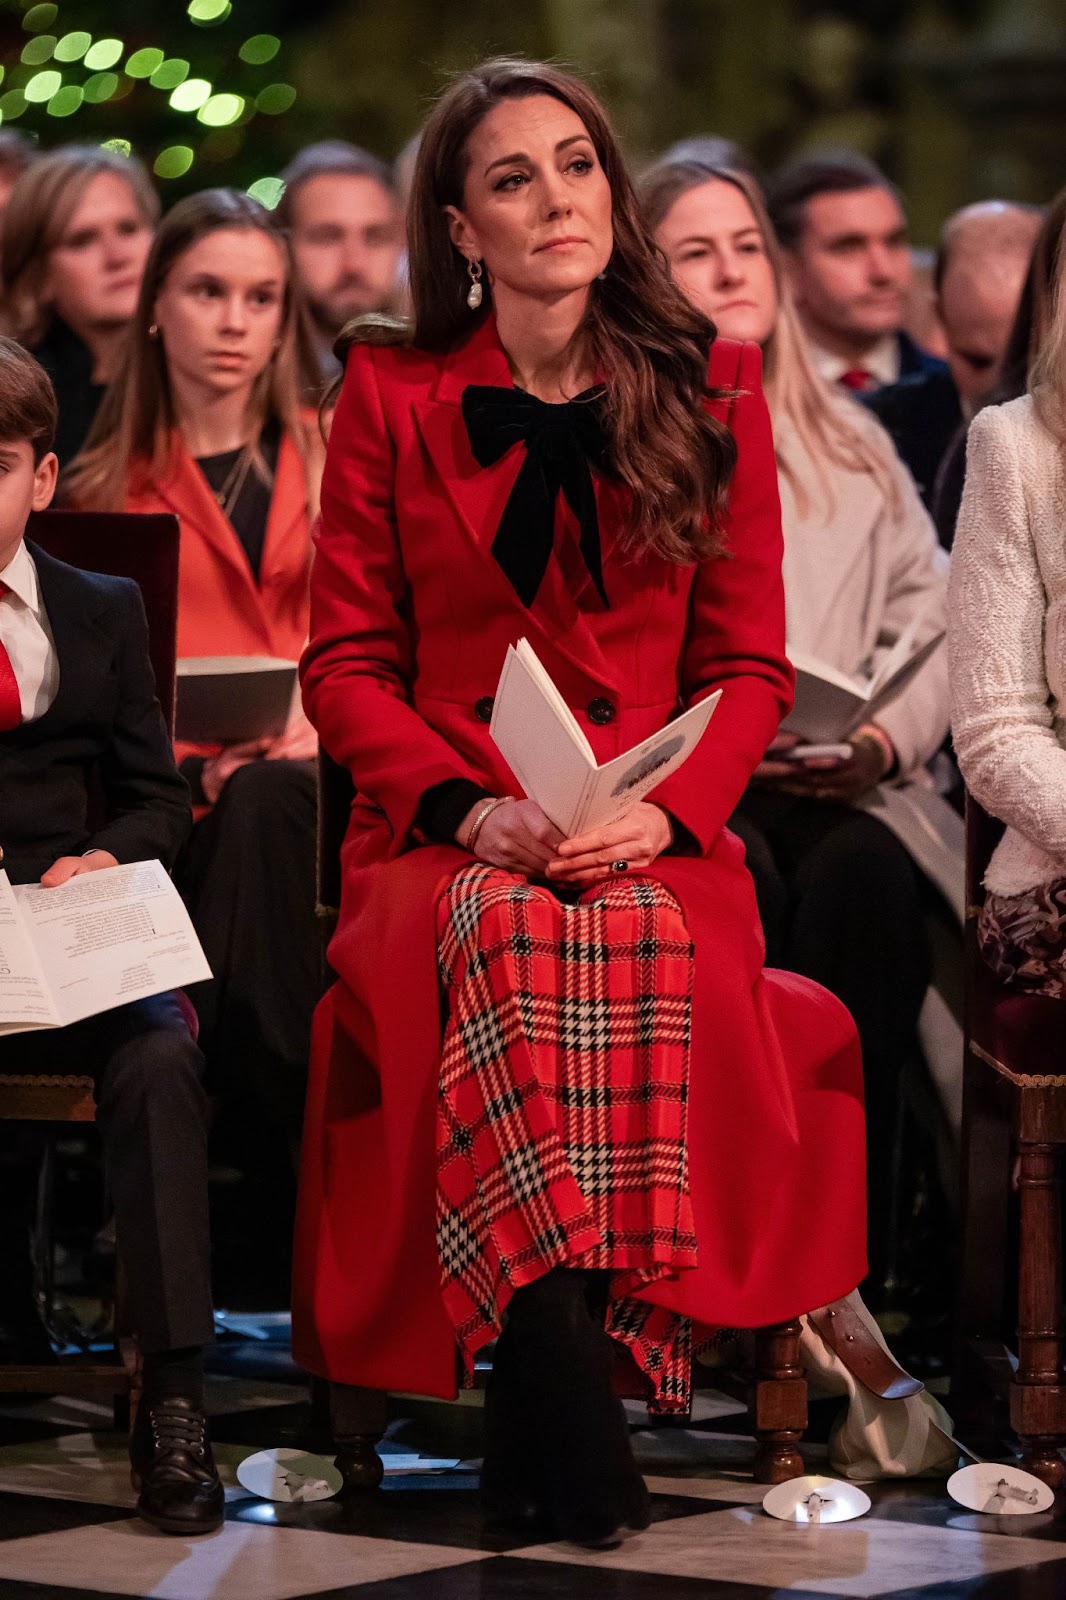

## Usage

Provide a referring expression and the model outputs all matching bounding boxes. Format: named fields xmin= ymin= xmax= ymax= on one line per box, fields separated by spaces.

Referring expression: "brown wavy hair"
xmin=338 ymin=58 xmax=737 ymax=564
xmin=63 ymin=188 xmax=323 ymax=512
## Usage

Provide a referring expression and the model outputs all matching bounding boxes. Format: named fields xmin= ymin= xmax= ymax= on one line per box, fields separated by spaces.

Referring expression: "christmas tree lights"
xmin=0 ymin=0 xmax=295 ymax=206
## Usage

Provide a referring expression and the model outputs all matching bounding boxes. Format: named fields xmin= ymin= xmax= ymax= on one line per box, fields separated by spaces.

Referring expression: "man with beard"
xmin=278 ymin=141 xmax=403 ymax=386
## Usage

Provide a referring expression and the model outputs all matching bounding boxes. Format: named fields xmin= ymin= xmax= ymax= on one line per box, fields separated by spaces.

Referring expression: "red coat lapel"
xmin=412 ymin=316 xmax=620 ymax=693
xmin=151 ymin=438 xmax=255 ymax=592
xmin=141 ymin=429 xmax=311 ymax=652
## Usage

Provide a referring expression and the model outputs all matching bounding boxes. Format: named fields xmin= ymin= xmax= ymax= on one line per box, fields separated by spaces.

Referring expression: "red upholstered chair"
xmin=953 ymin=793 xmax=1066 ymax=1485
xmin=313 ymin=751 xmax=829 ymax=1489
xmin=0 ymin=510 xmax=182 ymax=1420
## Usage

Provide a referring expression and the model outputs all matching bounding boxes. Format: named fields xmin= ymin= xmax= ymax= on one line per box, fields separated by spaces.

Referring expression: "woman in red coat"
xmin=296 ymin=59 xmax=866 ymax=1546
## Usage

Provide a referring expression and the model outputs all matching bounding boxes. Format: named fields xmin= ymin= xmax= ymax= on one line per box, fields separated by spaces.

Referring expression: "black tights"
xmin=483 ymin=1268 xmax=649 ymax=1544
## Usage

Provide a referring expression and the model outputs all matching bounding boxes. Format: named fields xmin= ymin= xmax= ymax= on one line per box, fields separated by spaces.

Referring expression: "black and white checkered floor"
xmin=1 ymin=1325 xmax=1065 ymax=1600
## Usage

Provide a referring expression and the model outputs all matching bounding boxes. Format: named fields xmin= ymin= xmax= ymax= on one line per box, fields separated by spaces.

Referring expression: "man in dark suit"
xmin=766 ymin=150 xmax=948 ymax=393
xmin=0 ymin=338 xmax=221 ymax=1535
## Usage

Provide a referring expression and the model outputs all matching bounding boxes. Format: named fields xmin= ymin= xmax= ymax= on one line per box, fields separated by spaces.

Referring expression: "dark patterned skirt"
xmin=435 ymin=863 xmax=698 ymax=1412
xmin=978 ymin=877 xmax=1066 ymax=999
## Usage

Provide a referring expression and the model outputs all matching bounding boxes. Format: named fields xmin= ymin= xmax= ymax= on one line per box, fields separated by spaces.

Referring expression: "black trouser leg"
xmin=731 ymin=793 xmax=931 ymax=1283
xmin=0 ymin=994 xmax=214 ymax=1355
xmin=177 ymin=757 xmax=318 ymax=1139
xmin=91 ymin=994 xmax=214 ymax=1354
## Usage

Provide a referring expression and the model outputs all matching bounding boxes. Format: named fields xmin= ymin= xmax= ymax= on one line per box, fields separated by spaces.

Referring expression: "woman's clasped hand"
xmin=457 ymin=797 xmax=674 ymax=882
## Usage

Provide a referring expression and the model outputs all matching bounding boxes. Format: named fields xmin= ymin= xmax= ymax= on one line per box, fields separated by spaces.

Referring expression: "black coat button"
xmin=587 ymin=697 xmax=616 ymax=725
xmin=474 ymin=696 xmax=495 ymax=723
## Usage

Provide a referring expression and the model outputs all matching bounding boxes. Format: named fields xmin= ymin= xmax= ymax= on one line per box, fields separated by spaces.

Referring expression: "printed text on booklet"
xmin=0 ymin=861 xmax=211 ymax=1035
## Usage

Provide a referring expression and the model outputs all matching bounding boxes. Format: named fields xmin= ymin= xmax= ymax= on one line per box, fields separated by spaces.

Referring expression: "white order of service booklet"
xmin=490 ymin=638 xmax=721 ymax=836
xmin=0 ymin=860 xmax=211 ymax=1036
xmin=784 ymin=614 xmax=945 ymax=744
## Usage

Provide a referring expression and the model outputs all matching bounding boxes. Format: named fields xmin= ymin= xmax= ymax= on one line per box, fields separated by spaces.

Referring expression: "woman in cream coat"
xmin=643 ymin=158 xmax=959 ymax=1293
xmin=950 ymin=277 xmax=1066 ymax=995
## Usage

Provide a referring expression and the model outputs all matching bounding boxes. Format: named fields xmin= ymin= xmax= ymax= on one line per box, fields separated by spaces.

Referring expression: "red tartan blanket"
xmin=436 ymin=863 xmax=698 ymax=1412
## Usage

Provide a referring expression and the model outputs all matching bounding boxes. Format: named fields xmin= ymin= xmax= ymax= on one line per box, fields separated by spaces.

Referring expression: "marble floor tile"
xmin=0 ymin=1430 xmax=255 ymax=1511
xmin=642 ymin=1470 xmax=768 ymax=1503
xmin=206 ymin=1377 xmax=304 ymax=1418
xmin=0 ymin=1487 xmax=134 ymax=1542
xmin=518 ymin=1502 xmax=1066 ymax=1597
xmin=629 ymin=1421 xmax=828 ymax=1478
xmin=0 ymin=1518 xmax=493 ymax=1599
xmin=288 ymin=1554 xmax=831 ymax=1599
xmin=0 ymin=1583 xmax=136 ymax=1600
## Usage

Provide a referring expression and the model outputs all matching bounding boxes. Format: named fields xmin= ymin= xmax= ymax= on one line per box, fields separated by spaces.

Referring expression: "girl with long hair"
xmin=642 ymin=158 xmax=955 ymax=1300
xmin=294 ymin=61 xmax=866 ymax=1546
xmin=67 ymin=188 xmax=325 ymax=1156
xmin=2 ymin=145 xmax=158 ymax=464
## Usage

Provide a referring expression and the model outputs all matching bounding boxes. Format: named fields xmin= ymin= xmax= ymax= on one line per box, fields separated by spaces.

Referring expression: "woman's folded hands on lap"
xmin=455 ymin=797 xmax=673 ymax=883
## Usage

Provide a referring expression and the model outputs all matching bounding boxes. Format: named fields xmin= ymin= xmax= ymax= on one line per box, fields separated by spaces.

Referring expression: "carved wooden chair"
xmin=953 ymin=792 xmax=1066 ymax=1486
xmin=0 ymin=510 xmax=181 ymax=1421
xmin=313 ymin=749 xmax=816 ymax=1489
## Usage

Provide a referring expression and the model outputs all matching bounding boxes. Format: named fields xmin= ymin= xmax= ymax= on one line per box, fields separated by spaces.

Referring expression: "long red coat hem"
xmin=292 ymin=833 xmax=867 ymax=1400
xmin=291 ymin=324 xmax=867 ymax=1399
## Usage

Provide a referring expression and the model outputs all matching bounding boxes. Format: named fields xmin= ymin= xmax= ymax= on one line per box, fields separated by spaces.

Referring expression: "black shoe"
xmin=480 ymin=1326 xmax=552 ymax=1533
xmin=130 ymin=1394 xmax=224 ymax=1535
xmin=506 ymin=1269 xmax=651 ymax=1549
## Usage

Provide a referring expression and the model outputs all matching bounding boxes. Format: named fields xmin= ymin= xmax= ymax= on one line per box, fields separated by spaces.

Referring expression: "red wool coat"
xmin=293 ymin=317 xmax=867 ymax=1397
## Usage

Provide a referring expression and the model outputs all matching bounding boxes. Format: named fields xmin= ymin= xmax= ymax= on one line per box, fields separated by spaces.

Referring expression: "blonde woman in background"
xmin=2 ymin=145 xmax=158 ymax=464
xmin=642 ymin=159 xmax=959 ymax=1304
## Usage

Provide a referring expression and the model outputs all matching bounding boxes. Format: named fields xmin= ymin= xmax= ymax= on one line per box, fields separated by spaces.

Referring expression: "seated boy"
xmin=0 ymin=337 xmax=221 ymax=1535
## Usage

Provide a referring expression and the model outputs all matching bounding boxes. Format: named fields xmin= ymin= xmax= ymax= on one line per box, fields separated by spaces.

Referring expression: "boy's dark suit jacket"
xmin=0 ymin=542 xmax=190 ymax=886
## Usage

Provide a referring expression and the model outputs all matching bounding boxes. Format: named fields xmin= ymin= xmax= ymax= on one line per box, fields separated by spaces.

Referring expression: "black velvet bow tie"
xmin=460 ymin=383 xmax=610 ymax=608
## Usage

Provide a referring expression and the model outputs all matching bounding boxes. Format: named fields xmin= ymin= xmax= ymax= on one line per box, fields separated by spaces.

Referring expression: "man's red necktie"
xmin=839 ymin=367 xmax=875 ymax=392
xmin=0 ymin=581 xmax=23 ymax=732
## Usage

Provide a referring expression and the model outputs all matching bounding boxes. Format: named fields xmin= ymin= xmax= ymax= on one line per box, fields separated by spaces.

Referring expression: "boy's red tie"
xmin=0 ymin=581 xmax=23 ymax=731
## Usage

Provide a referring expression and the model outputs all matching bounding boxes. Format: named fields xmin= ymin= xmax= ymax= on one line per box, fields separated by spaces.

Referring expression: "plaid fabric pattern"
xmin=436 ymin=863 xmax=698 ymax=1412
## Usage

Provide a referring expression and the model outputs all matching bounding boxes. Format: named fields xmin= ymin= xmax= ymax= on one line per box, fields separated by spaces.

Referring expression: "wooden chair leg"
xmin=331 ymin=1382 xmax=388 ymax=1492
xmin=751 ymin=1319 xmax=807 ymax=1484
xmin=1013 ymin=1101 xmax=1066 ymax=1486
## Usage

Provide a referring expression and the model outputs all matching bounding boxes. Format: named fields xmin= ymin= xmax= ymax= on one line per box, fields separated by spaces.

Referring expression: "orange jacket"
xmin=125 ymin=426 xmax=315 ymax=765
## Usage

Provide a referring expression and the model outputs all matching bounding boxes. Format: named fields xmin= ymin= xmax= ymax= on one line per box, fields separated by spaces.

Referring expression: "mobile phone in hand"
xmin=780 ymin=742 xmax=852 ymax=764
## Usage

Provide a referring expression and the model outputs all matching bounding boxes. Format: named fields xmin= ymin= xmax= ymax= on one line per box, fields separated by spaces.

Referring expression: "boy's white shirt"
xmin=0 ymin=538 xmax=59 ymax=722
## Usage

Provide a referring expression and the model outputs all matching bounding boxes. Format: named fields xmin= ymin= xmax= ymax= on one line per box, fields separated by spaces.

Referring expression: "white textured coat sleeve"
xmin=949 ymin=405 xmax=1066 ymax=866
